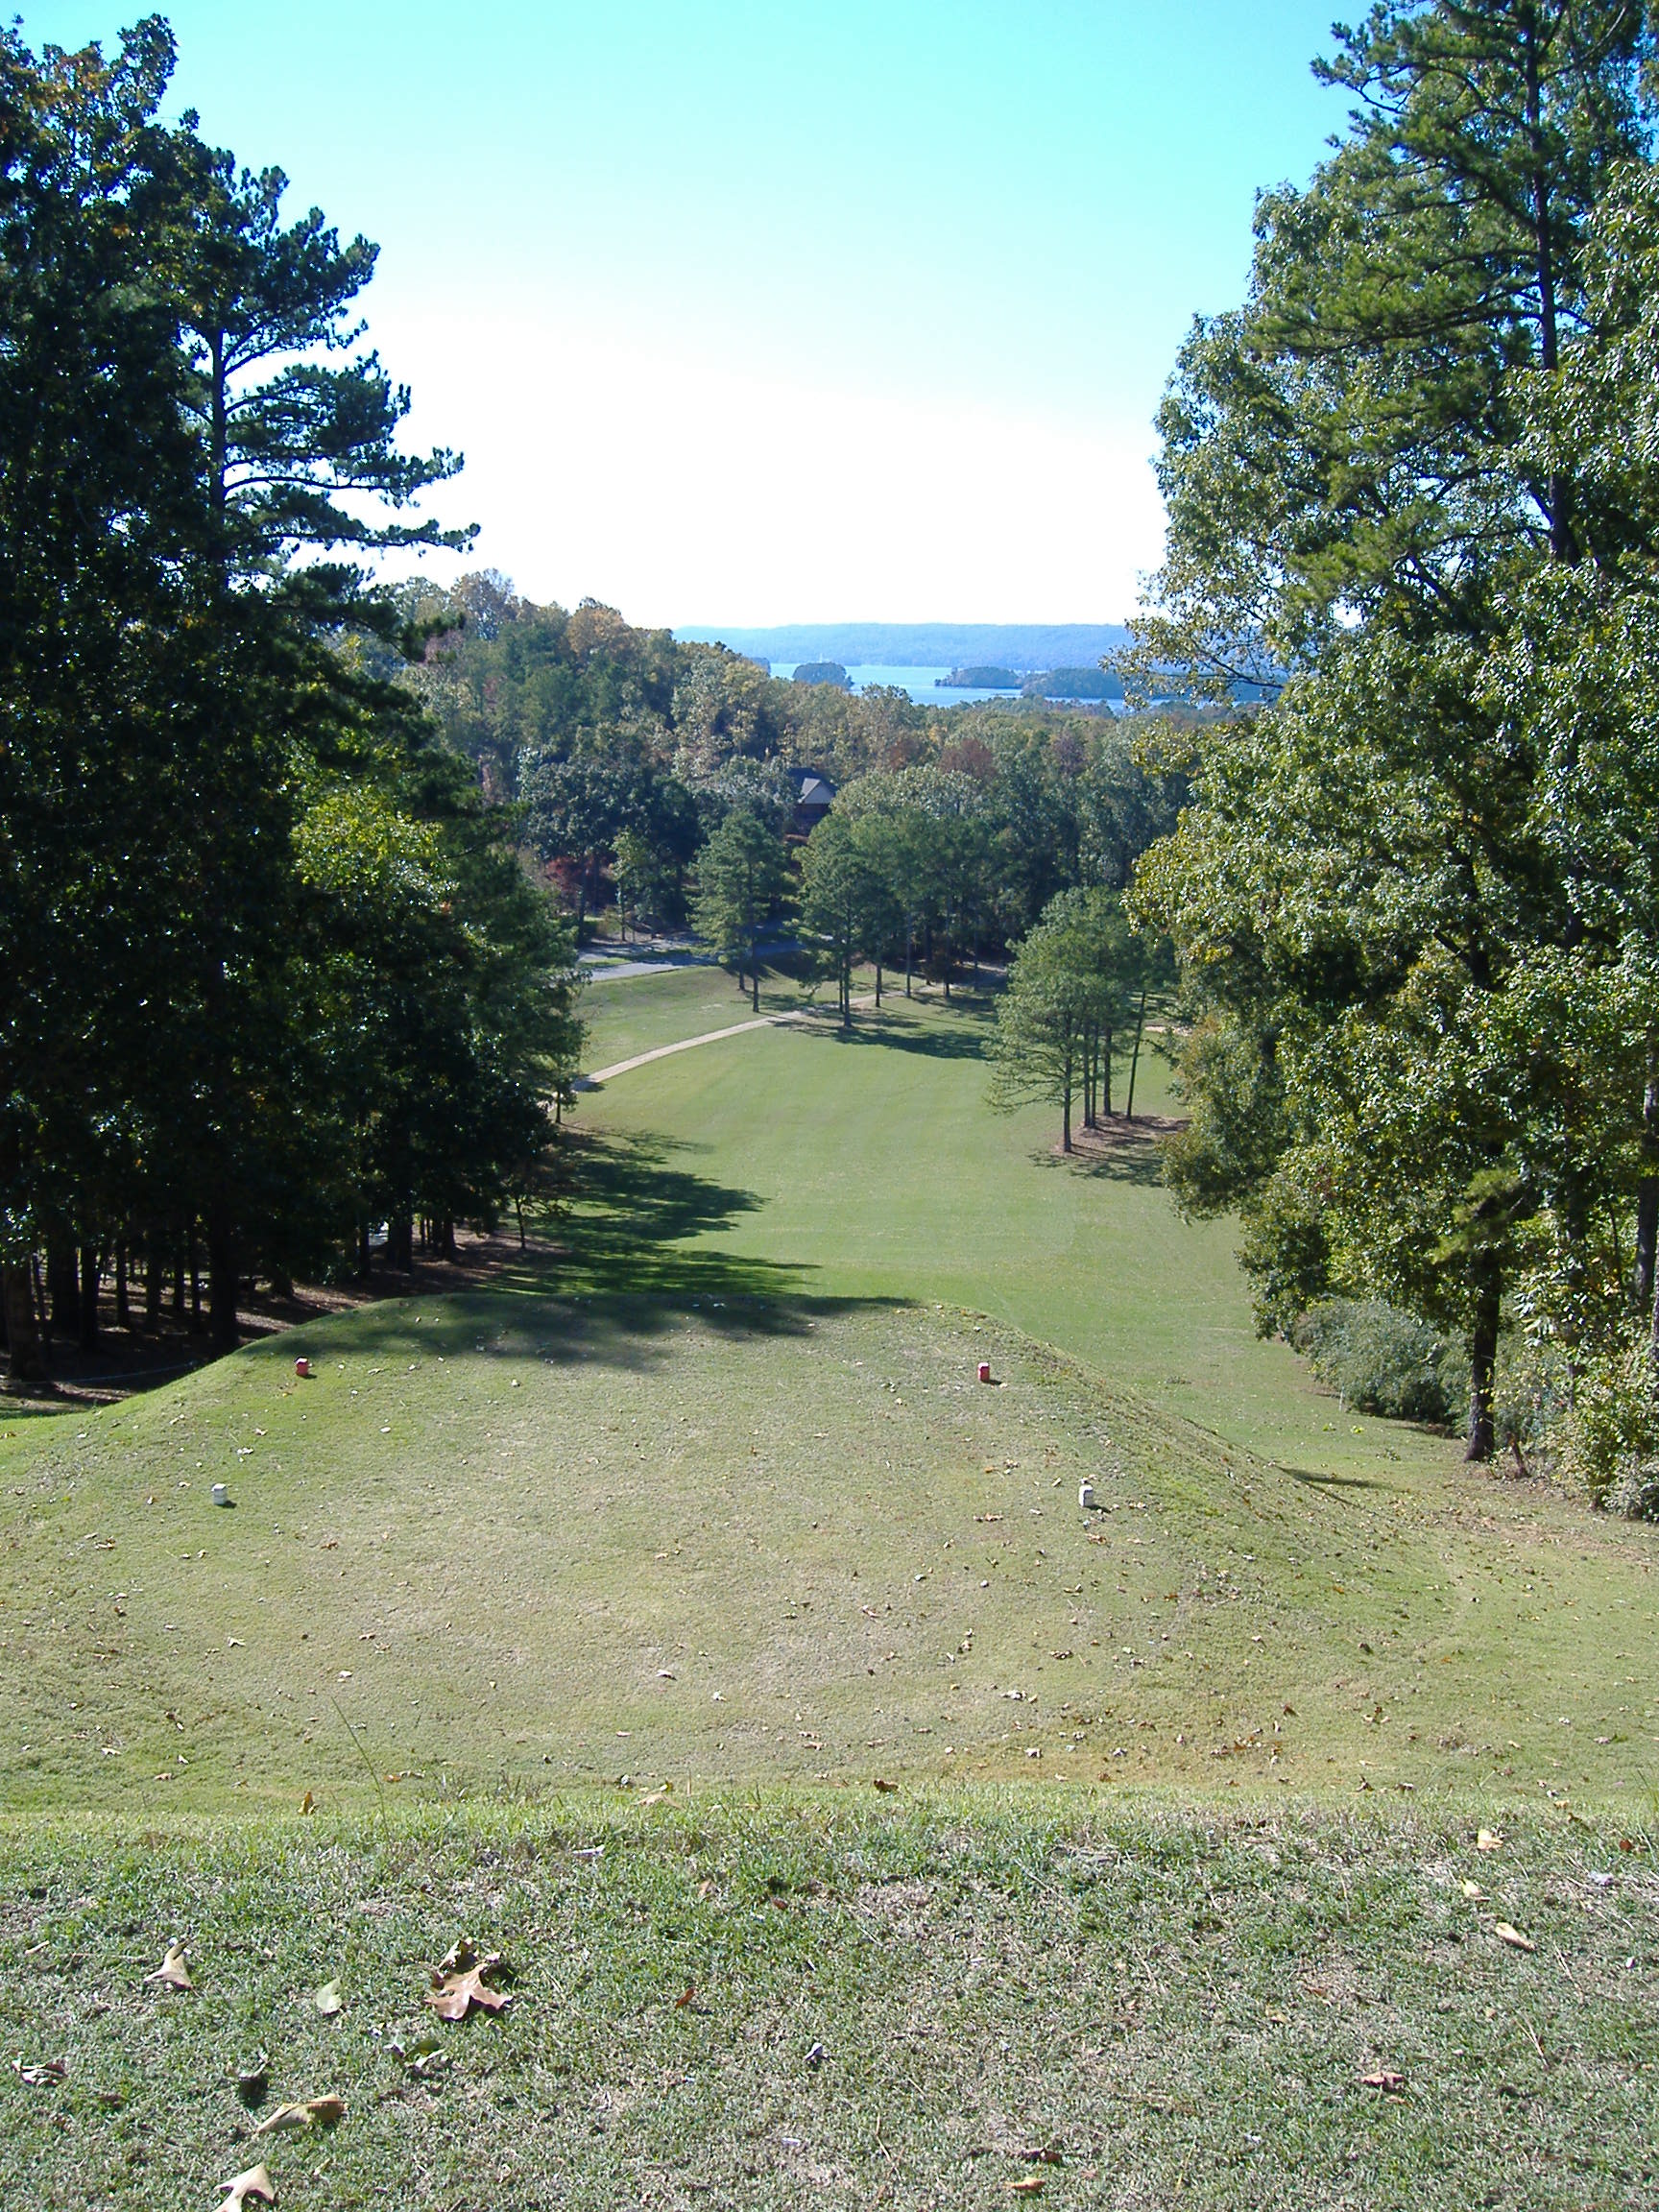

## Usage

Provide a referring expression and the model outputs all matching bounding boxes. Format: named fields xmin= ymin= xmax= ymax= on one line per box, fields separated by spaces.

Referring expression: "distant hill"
xmin=674 ymin=622 xmax=1132 ymax=673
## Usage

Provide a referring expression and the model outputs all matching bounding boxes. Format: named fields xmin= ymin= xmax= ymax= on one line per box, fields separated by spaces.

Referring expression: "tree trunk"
xmin=145 ymin=1244 xmax=162 ymax=1330
xmin=207 ymin=1219 xmax=238 ymax=1353
xmin=358 ymin=1220 xmax=372 ymax=1280
xmin=2 ymin=1262 xmax=46 ymax=1385
xmin=438 ymin=1218 xmax=459 ymax=1260
xmin=515 ymin=1196 xmax=526 ymax=1250
xmin=78 ymin=1243 xmax=101 ymax=1350
xmin=1102 ymin=1030 xmax=1114 ymax=1118
xmin=904 ymin=923 xmax=913 ymax=998
xmin=750 ymin=936 xmax=759 ymax=1012
xmin=1126 ymin=984 xmax=1148 ymax=1120
xmin=189 ymin=1239 xmax=203 ymax=1333
xmin=1062 ymin=1061 xmax=1073 ymax=1154
xmin=1637 ymin=1070 xmax=1659 ymax=1322
xmin=389 ymin=1215 xmax=414 ymax=1272
xmin=114 ymin=1243 xmax=131 ymax=1330
xmin=47 ymin=1239 xmax=77 ymax=1336
xmin=1465 ymin=1260 xmax=1502 ymax=1463
xmin=875 ymin=959 xmax=882 ymax=1006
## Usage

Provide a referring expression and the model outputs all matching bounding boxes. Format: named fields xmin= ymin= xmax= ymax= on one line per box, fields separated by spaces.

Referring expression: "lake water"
xmin=771 ymin=663 xmax=1119 ymax=708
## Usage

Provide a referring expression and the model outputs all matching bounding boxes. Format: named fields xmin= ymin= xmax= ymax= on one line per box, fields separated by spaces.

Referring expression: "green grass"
xmin=2 ymin=980 xmax=1653 ymax=1815
xmin=582 ymin=962 xmax=831 ymax=1071
xmin=581 ymin=984 xmax=1460 ymax=1480
xmin=5 ymin=966 xmax=1657 ymax=2204
xmin=2 ymin=1799 xmax=1653 ymax=2210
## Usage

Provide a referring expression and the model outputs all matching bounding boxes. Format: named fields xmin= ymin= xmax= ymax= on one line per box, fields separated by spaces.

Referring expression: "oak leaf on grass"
xmin=425 ymin=1938 xmax=512 ymax=2021
xmin=1494 ymin=1922 xmax=1536 ymax=1953
xmin=249 ymin=2093 xmax=347 ymax=2137
xmin=145 ymin=1942 xmax=192 ymax=1990
xmin=218 ymin=2166 xmax=276 ymax=2211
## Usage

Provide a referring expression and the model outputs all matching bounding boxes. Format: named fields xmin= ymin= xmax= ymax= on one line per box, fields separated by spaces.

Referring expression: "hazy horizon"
xmin=18 ymin=2 xmax=1349 ymax=625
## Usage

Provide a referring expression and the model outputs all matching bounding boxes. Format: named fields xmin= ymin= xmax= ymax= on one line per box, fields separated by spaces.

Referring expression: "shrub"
xmin=1557 ymin=1341 xmax=1659 ymax=1519
xmin=1290 ymin=1298 xmax=1461 ymax=1425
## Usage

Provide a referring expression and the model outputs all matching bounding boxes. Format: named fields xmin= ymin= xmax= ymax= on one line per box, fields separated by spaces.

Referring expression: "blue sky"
xmin=19 ymin=3 xmax=1348 ymax=624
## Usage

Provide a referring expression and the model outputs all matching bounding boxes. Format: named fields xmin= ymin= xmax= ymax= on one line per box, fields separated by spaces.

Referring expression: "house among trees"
xmin=794 ymin=773 xmax=835 ymax=834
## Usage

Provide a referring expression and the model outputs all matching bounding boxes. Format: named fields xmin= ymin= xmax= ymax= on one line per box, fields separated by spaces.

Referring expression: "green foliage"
xmin=1290 ymin=1298 xmax=1462 ymax=1426
xmin=989 ymin=887 xmax=1138 ymax=1147
xmin=692 ymin=808 xmax=789 ymax=1009
xmin=798 ymin=810 xmax=887 ymax=1026
xmin=1127 ymin=0 xmax=1659 ymax=1461
xmin=0 ymin=20 xmax=579 ymax=1365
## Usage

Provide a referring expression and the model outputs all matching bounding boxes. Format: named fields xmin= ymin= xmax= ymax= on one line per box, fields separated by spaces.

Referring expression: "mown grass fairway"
xmin=2 ymin=1802 xmax=1655 ymax=2211
xmin=2 ymin=980 xmax=1654 ymax=1817
xmin=3 ymin=969 xmax=1656 ymax=2210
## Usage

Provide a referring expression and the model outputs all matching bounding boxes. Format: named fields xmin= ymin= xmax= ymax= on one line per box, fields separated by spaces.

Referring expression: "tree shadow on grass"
xmin=1281 ymin=1464 xmax=1387 ymax=1492
xmin=326 ymin=1128 xmax=902 ymax=1375
xmin=808 ymin=1006 xmax=991 ymax=1062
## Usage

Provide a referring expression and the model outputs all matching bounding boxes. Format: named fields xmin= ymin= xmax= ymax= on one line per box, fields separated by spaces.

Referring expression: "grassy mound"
xmin=3 ymin=1287 xmax=1652 ymax=1814
xmin=1 ymin=1799 xmax=1652 ymax=2208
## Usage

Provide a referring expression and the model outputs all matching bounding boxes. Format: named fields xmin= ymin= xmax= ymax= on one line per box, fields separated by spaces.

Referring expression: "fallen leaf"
xmin=218 ymin=2165 xmax=276 ymax=2210
xmin=871 ymin=1777 xmax=899 ymax=1793
xmin=250 ymin=2093 xmax=346 ymax=2137
xmin=1494 ymin=1921 xmax=1536 ymax=1953
xmin=1022 ymin=2145 xmax=1065 ymax=2165
xmin=313 ymin=1981 xmax=342 ymax=2016
xmin=640 ymin=1790 xmax=672 ymax=1808
xmin=1477 ymin=1829 xmax=1503 ymax=1853
xmin=1360 ymin=2070 xmax=1405 ymax=2093
xmin=299 ymin=1791 xmax=314 ymax=1816
xmin=805 ymin=2041 xmax=828 ymax=2069
xmin=145 ymin=1941 xmax=192 ymax=1991
xmin=425 ymin=1938 xmax=512 ymax=2020
xmin=13 ymin=2057 xmax=66 ymax=2086
xmin=1005 ymin=2180 xmax=1046 ymax=2197
xmin=1461 ymin=1880 xmax=1486 ymax=1900
xmin=674 ymin=1984 xmax=696 ymax=2008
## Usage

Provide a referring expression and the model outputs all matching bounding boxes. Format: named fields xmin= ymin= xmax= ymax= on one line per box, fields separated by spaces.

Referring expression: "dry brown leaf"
xmin=871 ymin=1777 xmax=899 ymax=1793
xmin=13 ymin=2057 xmax=66 ymax=2086
xmin=313 ymin=1981 xmax=342 ymax=2016
xmin=299 ymin=1791 xmax=315 ymax=1816
xmin=249 ymin=2093 xmax=346 ymax=2137
xmin=674 ymin=1984 xmax=696 ymax=2008
xmin=1005 ymin=2180 xmax=1046 ymax=2198
xmin=1494 ymin=1921 xmax=1536 ymax=1953
xmin=219 ymin=2164 xmax=276 ymax=2210
xmin=1360 ymin=2070 xmax=1405 ymax=2093
xmin=639 ymin=1790 xmax=671 ymax=1808
xmin=1461 ymin=1880 xmax=1486 ymax=1900
xmin=1477 ymin=1828 xmax=1503 ymax=1852
xmin=145 ymin=1941 xmax=192 ymax=1991
xmin=425 ymin=1940 xmax=511 ymax=2020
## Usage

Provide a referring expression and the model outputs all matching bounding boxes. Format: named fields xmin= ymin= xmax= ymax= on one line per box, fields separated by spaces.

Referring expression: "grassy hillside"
xmin=4 ymin=969 xmax=1655 ymax=2208
xmin=2 ymin=985 xmax=1652 ymax=1817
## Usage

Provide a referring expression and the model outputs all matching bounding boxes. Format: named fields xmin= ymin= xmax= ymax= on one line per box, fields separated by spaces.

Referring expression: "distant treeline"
xmin=395 ymin=575 xmax=1188 ymax=946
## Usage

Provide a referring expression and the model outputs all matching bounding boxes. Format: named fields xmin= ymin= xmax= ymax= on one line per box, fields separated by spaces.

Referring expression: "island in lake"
xmin=790 ymin=660 xmax=851 ymax=687
xmin=937 ymin=665 xmax=1022 ymax=688
xmin=1022 ymin=666 xmax=1123 ymax=701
